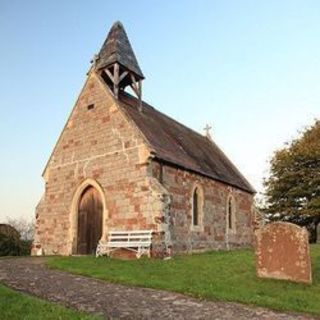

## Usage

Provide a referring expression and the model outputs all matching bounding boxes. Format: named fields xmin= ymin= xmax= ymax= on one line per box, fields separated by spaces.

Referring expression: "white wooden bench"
xmin=96 ymin=230 xmax=153 ymax=258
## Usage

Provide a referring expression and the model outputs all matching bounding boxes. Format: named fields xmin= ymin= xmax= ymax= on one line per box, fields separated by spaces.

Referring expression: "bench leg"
xmin=96 ymin=244 xmax=101 ymax=258
xmin=136 ymin=247 xmax=151 ymax=259
xmin=136 ymin=247 xmax=143 ymax=259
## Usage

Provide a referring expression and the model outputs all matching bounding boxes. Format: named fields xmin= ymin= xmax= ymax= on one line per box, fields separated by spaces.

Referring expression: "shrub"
xmin=0 ymin=234 xmax=32 ymax=256
xmin=6 ymin=217 xmax=34 ymax=241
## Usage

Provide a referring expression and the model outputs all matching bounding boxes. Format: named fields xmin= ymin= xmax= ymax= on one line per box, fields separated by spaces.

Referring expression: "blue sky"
xmin=0 ymin=1 xmax=319 ymax=220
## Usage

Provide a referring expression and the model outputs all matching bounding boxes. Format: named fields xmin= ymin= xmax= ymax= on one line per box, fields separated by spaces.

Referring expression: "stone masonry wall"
xmin=33 ymin=72 xmax=168 ymax=256
xmin=150 ymin=161 xmax=254 ymax=254
xmin=33 ymin=70 xmax=254 ymax=257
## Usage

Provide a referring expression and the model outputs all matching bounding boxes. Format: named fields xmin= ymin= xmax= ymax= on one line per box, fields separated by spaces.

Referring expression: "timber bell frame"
xmin=92 ymin=21 xmax=145 ymax=111
xmin=101 ymin=62 xmax=143 ymax=111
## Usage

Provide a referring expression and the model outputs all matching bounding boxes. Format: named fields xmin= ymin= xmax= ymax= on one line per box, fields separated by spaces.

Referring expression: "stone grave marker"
xmin=255 ymin=222 xmax=312 ymax=284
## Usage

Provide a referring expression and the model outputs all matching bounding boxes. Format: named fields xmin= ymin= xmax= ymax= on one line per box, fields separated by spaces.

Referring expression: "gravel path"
xmin=0 ymin=257 xmax=316 ymax=320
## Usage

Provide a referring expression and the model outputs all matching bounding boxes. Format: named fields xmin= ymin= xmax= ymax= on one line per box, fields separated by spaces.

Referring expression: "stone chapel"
xmin=32 ymin=21 xmax=256 ymax=257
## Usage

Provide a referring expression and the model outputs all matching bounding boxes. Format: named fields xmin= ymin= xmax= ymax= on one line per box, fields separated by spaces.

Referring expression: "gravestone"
xmin=255 ymin=222 xmax=312 ymax=284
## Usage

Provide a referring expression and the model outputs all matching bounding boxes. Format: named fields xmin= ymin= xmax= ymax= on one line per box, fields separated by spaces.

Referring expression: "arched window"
xmin=193 ymin=187 xmax=199 ymax=226
xmin=227 ymin=196 xmax=236 ymax=232
xmin=228 ymin=198 xmax=233 ymax=229
xmin=191 ymin=185 xmax=203 ymax=229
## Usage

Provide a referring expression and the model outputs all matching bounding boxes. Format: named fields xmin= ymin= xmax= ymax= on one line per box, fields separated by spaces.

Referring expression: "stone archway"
xmin=76 ymin=186 xmax=103 ymax=254
xmin=70 ymin=179 xmax=107 ymax=255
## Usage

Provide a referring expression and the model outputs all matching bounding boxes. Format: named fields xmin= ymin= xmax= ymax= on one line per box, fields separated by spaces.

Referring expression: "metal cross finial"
xmin=87 ymin=54 xmax=100 ymax=75
xmin=90 ymin=54 xmax=100 ymax=67
xmin=204 ymin=124 xmax=212 ymax=137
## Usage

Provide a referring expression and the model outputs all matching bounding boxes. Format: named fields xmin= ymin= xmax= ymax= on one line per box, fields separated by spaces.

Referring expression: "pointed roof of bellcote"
xmin=95 ymin=21 xmax=144 ymax=79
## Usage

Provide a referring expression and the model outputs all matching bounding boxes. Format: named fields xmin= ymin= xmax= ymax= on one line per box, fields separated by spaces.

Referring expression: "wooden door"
xmin=77 ymin=186 xmax=103 ymax=255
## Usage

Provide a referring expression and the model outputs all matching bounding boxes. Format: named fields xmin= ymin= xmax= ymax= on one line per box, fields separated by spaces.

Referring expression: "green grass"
xmin=0 ymin=284 xmax=100 ymax=320
xmin=47 ymin=244 xmax=320 ymax=316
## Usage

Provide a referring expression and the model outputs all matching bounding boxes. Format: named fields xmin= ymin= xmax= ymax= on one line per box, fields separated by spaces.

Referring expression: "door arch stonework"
xmin=69 ymin=179 xmax=107 ymax=254
xmin=77 ymin=186 xmax=102 ymax=254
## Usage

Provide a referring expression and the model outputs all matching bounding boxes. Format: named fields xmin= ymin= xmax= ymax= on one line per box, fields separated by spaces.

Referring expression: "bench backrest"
xmin=107 ymin=230 xmax=153 ymax=246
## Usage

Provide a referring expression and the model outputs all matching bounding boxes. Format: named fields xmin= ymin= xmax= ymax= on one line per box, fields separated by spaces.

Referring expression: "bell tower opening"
xmin=92 ymin=21 xmax=144 ymax=110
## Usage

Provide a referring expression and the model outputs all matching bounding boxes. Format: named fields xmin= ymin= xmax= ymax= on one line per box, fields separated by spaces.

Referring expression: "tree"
xmin=0 ymin=233 xmax=31 ymax=256
xmin=0 ymin=217 xmax=34 ymax=256
xmin=263 ymin=120 xmax=320 ymax=241
xmin=6 ymin=217 xmax=34 ymax=241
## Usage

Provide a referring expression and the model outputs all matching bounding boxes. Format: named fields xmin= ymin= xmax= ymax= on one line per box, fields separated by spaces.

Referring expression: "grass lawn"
xmin=47 ymin=244 xmax=320 ymax=316
xmin=0 ymin=284 xmax=99 ymax=320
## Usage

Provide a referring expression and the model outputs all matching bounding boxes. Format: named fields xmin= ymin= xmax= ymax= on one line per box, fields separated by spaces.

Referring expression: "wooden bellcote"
xmin=93 ymin=21 xmax=144 ymax=111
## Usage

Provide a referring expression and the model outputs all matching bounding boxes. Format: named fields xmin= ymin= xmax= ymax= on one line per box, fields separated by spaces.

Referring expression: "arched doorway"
xmin=77 ymin=186 xmax=103 ymax=254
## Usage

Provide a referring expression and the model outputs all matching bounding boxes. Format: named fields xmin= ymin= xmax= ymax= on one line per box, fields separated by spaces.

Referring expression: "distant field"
xmin=47 ymin=244 xmax=320 ymax=316
xmin=0 ymin=284 xmax=99 ymax=320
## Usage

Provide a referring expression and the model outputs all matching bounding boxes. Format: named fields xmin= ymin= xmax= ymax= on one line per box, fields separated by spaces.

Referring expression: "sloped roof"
xmin=96 ymin=21 xmax=144 ymax=78
xmin=119 ymin=92 xmax=255 ymax=194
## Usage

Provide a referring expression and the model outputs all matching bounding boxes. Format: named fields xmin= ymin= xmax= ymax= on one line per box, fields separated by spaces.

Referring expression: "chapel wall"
xmin=150 ymin=161 xmax=255 ymax=254
xmin=33 ymin=73 xmax=165 ymax=256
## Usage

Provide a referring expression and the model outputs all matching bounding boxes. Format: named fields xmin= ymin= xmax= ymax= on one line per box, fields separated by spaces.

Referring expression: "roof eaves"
xmin=153 ymin=156 xmax=256 ymax=194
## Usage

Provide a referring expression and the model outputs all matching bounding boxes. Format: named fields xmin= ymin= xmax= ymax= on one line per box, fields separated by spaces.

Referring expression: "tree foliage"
xmin=0 ymin=234 xmax=32 ymax=256
xmin=0 ymin=217 xmax=34 ymax=256
xmin=6 ymin=217 xmax=34 ymax=241
xmin=264 ymin=120 xmax=320 ymax=217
